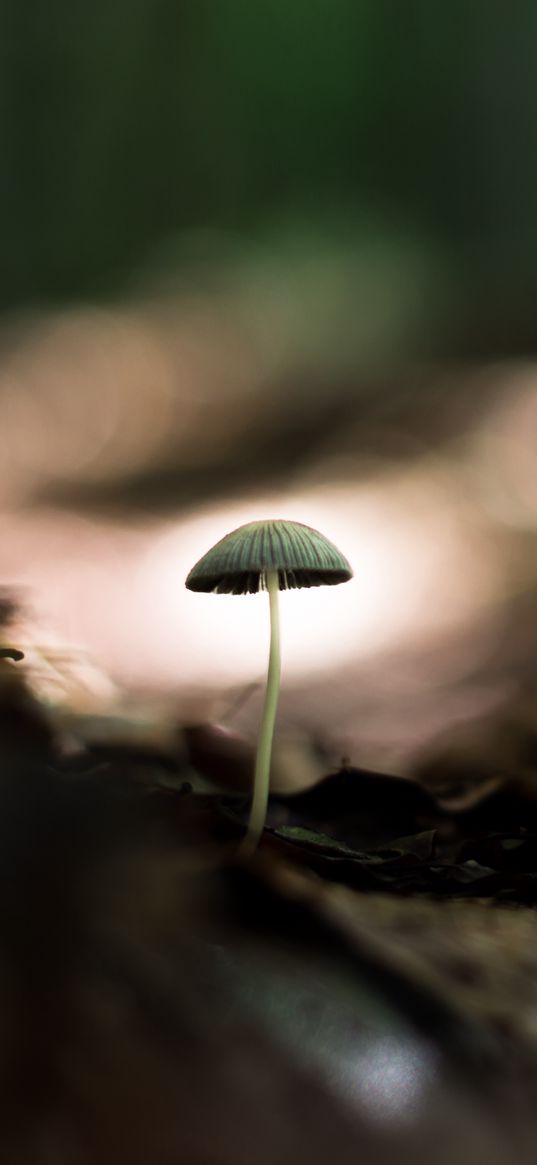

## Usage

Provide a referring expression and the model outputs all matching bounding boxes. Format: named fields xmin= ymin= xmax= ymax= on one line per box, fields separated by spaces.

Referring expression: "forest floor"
xmin=2 ymin=650 xmax=537 ymax=1164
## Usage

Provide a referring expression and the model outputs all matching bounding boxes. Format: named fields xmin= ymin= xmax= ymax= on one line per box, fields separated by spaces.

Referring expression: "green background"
xmin=2 ymin=1 xmax=536 ymax=354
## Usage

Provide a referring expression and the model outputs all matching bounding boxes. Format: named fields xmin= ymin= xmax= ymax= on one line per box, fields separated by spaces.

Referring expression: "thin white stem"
xmin=239 ymin=569 xmax=281 ymax=859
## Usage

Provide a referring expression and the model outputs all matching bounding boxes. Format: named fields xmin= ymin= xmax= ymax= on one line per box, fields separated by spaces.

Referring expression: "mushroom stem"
xmin=239 ymin=568 xmax=281 ymax=858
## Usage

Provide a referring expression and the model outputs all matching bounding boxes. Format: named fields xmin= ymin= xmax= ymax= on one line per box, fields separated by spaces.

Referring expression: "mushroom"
xmin=185 ymin=519 xmax=353 ymax=856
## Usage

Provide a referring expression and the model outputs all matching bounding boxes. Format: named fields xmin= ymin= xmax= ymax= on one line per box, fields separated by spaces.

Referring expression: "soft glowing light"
xmin=138 ymin=475 xmax=501 ymax=688
xmin=326 ymin=1034 xmax=437 ymax=1125
xmin=0 ymin=468 xmax=504 ymax=700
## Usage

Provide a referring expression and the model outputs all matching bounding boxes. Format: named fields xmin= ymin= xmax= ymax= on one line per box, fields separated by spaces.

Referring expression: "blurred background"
xmin=2 ymin=0 xmax=537 ymax=781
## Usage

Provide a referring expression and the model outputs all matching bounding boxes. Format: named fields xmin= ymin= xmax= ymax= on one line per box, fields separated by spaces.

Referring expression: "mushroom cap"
xmin=185 ymin=519 xmax=353 ymax=595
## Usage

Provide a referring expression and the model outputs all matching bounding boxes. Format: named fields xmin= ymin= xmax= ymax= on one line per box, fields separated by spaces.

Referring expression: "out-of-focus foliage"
xmin=1 ymin=1 xmax=537 ymax=772
xmin=2 ymin=1 xmax=537 ymax=352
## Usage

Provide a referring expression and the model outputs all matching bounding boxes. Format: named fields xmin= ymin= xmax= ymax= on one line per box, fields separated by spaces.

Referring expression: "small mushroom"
xmin=185 ymin=519 xmax=353 ymax=856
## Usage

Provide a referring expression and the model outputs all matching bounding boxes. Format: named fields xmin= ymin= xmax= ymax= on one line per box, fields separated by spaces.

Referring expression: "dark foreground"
xmin=1 ymin=658 xmax=537 ymax=1165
